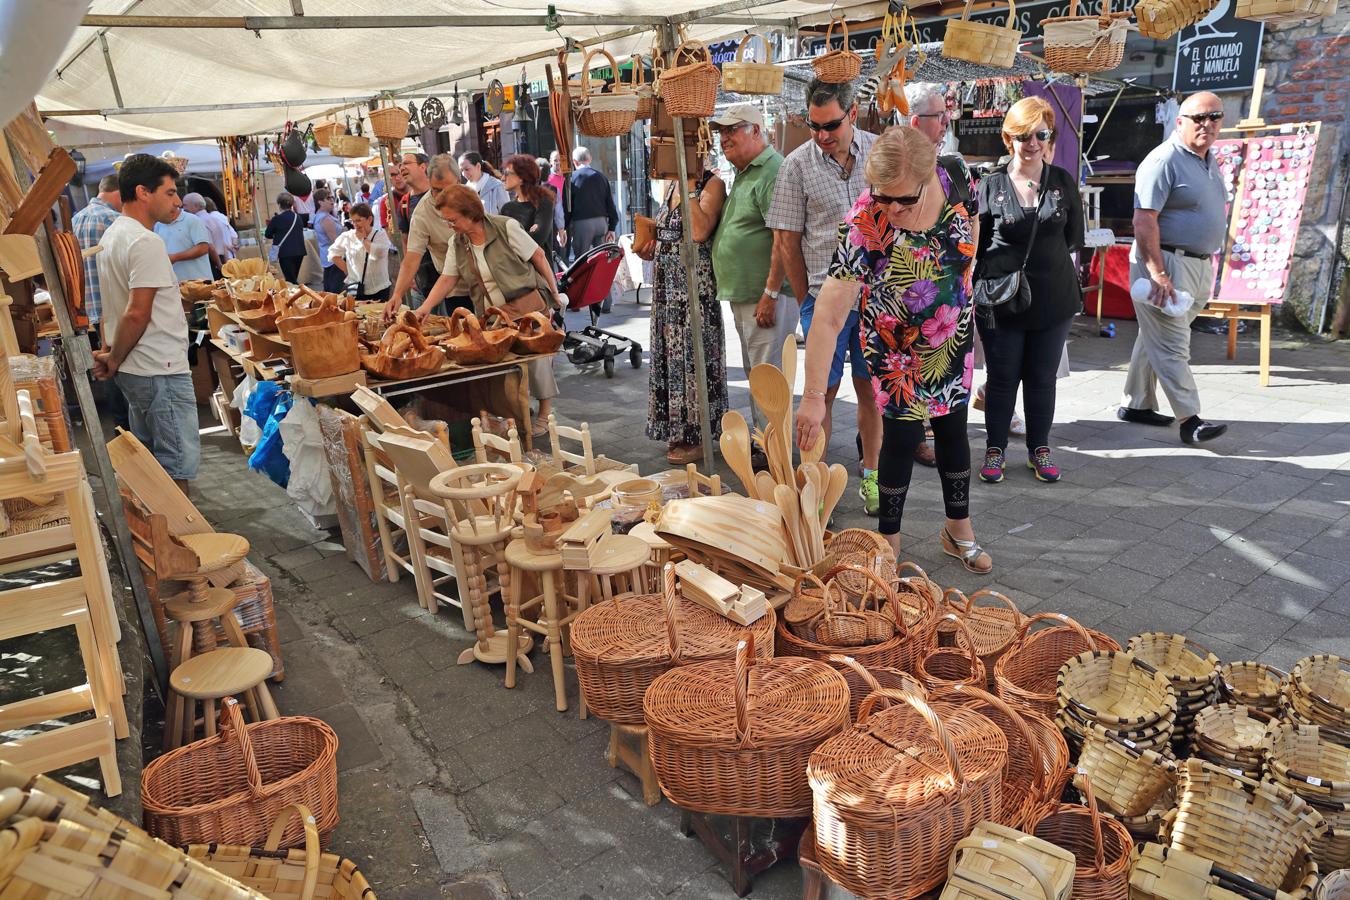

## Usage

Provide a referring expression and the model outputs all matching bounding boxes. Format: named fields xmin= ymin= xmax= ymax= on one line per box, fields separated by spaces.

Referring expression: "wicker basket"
xmin=571 ymin=564 xmax=775 ymax=724
xmin=1058 ymin=650 xmax=1177 ymax=730
xmin=1031 ymin=776 xmax=1133 ymax=900
xmin=1041 ymin=0 xmax=1132 ymax=74
xmin=946 ymin=821 xmax=1077 ymax=900
xmin=369 ymin=102 xmax=411 ymax=143
xmin=1236 ymin=0 xmax=1334 ymax=24
xmin=313 ymin=119 xmax=346 ymax=149
xmin=656 ymin=40 xmax=720 ymax=119
xmin=626 ymin=55 xmax=655 ymax=120
xmin=644 ymin=631 xmax=849 ymax=817
xmin=1322 ymin=869 xmax=1350 ymax=899
xmin=919 ymin=614 xmax=987 ymax=692
xmin=785 ymin=571 xmax=829 ymax=641
xmin=1265 ymin=721 xmax=1350 ymax=871
xmin=1193 ymin=703 xmax=1273 ymax=779
xmin=1135 ymin=0 xmax=1218 ymax=40
xmin=943 ymin=0 xmax=1022 ymax=68
xmin=1129 ymin=632 xmax=1220 ymax=691
xmin=1075 ymin=724 xmax=1178 ymax=817
xmin=812 ymin=17 xmax=863 ymax=83
xmin=995 ymin=613 xmax=1120 ymax=718
xmin=722 ymin=32 xmax=783 ymax=95
xmin=827 ymin=529 xmax=896 ymax=603
xmin=141 ymin=699 xmax=339 ymax=849
xmin=1222 ymin=661 xmax=1287 ymax=715
xmin=809 ymin=690 xmax=1008 ymax=898
xmin=577 ymin=48 xmax=639 ymax=139
xmin=1132 ymin=840 xmax=1317 ymax=900
xmin=948 ymin=588 xmax=1023 ymax=677
xmin=1287 ymin=655 xmax=1350 ymax=731
xmin=831 ymin=654 xmax=926 ymax=722
xmin=329 ymin=133 xmax=371 ymax=158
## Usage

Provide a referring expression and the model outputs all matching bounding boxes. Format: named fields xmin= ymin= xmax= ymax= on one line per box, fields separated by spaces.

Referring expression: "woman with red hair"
xmin=501 ymin=154 xmax=557 ymax=268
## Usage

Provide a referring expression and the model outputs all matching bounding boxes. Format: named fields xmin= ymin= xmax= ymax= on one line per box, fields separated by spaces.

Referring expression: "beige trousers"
xmin=1121 ymin=247 xmax=1213 ymax=421
xmin=726 ymin=293 xmax=801 ymax=429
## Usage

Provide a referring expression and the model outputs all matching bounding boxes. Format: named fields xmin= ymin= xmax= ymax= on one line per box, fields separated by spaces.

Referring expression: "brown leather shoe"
xmin=666 ymin=443 xmax=703 ymax=465
xmin=913 ymin=440 xmax=937 ymax=468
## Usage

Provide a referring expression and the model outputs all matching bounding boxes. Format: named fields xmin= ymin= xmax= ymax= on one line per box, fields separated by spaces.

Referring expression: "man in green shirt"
xmin=711 ymin=105 xmax=799 ymax=430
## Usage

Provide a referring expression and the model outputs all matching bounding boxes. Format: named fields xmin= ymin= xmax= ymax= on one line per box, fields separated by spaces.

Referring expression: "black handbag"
xmin=973 ymin=166 xmax=1048 ymax=320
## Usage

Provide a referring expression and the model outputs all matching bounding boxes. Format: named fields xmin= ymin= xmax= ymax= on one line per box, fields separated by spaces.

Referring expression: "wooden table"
xmin=1195 ymin=301 xmax=1273 ymax=387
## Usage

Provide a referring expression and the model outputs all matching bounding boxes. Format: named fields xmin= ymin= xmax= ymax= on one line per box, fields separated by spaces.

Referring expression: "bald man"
xmin=1119 ymin=91 xmax=1228 ymax=444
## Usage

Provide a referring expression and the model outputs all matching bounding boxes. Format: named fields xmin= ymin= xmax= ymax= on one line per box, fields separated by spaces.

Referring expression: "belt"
xmin=1160 ymin=244 xmax=1212 ymax=261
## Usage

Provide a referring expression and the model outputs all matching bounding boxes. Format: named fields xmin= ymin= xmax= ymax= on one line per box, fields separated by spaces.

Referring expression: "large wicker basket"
xmin=1265 ymin=721 xmax=1350 ymax=871
xmin=812 ymin=17 xmax=863 ymax=83
xmin=329 ymin=134 xmax=371 ymax=158
xmin=577 ymin=48 xmax=639 ymax=139
xmin=313 ymin=119 xmax=346 ymax=149
xmin=141 ymin=699 xmax=340 ymax=849
xmin=1236 ymin=0 xmax=1334 ymax=24
xmin=995 ymin=612 xmax=1120 ymax=718
xmin=571 ymin=564 xmax=775 ymax=724
xmin=1041 ymin=0 xmax=1132 ymax=74
xmin=656 ymin=40 xmax=720 ymax=119
xmin=1135 ymin=0 xmax=1218 ymax=40
xmin=721 ymin=32 xmax=783 ymax=95
xmin=644 ymin=631 xmax=849 ymax=817
xmin=943 ymin=0 xmax=1022 ymax=68
xmin=1075 ymin=724 xmax=1179 ymax=818
xmin=1031 ymin=776 xmax=1133 ymax=900
xmin=627 ymin=55 xmax=655 ymax=120
xmin=918 ymin=614 xmax=986 ymax=692
xmin=808 ymin=690 xmax=1008 ymax=899
xmin=369 ymin=101 xmax=411 ymax=143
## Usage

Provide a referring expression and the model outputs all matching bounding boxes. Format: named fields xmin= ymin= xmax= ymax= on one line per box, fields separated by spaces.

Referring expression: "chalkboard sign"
xmin=1172 ymin=0 xmax=1264 ymax=94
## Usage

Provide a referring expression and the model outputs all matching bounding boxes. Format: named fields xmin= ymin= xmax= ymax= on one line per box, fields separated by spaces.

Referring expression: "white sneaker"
xmin=1010 ymin=414 xmax=1027 ymax=437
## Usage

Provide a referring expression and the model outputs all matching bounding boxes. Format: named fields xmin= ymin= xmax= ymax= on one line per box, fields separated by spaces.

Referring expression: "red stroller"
xmin=557 ymin=242 xmax=642 ymax=378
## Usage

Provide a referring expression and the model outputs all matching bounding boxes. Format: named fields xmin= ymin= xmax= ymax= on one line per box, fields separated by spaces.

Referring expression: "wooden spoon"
xmin=774 ymin=483 xmax=808 ymax=567
xmin=780 ymin=333 xmax=798 ymax=418
xmin=821 ymin=463 xmax=849 ymax=526
xmin=719 ymin=411 xmax=756 ymax=498
xmin=801 ymin=430 xmax=825 ymax=465
xmin=755 ymin=471 xmax=778 ymax=505
xmin=800 ymin=479 xmax=821 ymax=565
xmin=748 ymin=364 xmax=793 ymax=475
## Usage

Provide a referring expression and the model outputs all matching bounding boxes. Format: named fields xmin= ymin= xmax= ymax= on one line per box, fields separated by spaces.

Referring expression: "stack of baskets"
xmin=1128 ymin=632 xmax=1221 ymax=752
xmin=1131 ymin=840 xmax=1319 ymax=900
xmin=1193 ymin=703 xmax=1273 ymax=779
xmin=1265 ymin=721 xmax=1350 ymax=871
xmin=1074 ymin=722 xmax=1179 ymax=819
xmin=995 ymin=612 xmax=1120 ymax=718
xmin=1222 ymin=660 xmax=1287 ymax=716
xmin=1285 ymin=654 xmax=1349 ymax=732
xmin=1057 ymin=649 xmax=1177 ymax=752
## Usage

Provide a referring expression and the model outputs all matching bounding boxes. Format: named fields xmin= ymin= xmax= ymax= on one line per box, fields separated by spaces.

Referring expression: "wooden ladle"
xmin=719 ymin=410 xmax=756 ymax=498
xmin=749 ymin=364 xmax=793 ymax=472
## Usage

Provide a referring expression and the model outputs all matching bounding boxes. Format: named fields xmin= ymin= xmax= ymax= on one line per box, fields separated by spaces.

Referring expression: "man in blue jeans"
xmin=93 ymin=153 xmax=201 ymax=493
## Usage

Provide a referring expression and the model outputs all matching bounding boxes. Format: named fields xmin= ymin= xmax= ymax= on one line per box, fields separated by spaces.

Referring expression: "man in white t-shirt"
xmin=94 ymin=153 xmax=200 ymax=491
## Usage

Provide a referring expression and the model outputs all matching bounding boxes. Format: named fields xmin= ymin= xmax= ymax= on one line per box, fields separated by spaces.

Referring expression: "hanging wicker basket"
xmin=626 ymin=55 xmax=655 ymax=120
xmin=723 ymin=32 xmax=784 ymax=95
xmin=657 ymin=40 xmax=721 ymax=119
xmin=1042 ymin=0 xmax=1132 ymax=74
xmin=813 ymin=17 xmax=863 ymax=83
xmin=369 ymin=100 xmax=411 ymax=144
xmin=313 ymin=119 xmax=346 ymax=149
xmin=577 ymin=48 xmax=639 ymax=138
xmin=1134 ymin=0 xmax=1219 ymax=41
xmin=329 ymin=134 xmax=371 ymax=158
xmin=1236 ymin=0 xmax=1334 ymax=24
xmin=943 ymin=0 xmax=1023 ymax=68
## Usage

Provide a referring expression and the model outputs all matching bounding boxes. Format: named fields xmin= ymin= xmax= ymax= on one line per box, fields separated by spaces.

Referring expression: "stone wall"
xmin=1259 ymin=4 xmax=1350 ymax=331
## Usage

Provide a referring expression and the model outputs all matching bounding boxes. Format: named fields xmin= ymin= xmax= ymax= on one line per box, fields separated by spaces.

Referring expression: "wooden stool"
xmin=575 ymin=533 xmax=650 ymax=718
xmin=628 ymin=522 xmax=674 ymax=594
xmin=168 ymin=532 xmax=250 ymax=655
xmin=609 ymin=723 xmax=661 ymax=807
xmin=504 ymin=539 xmax=583 ymax=711
xmin=168 ymin=647 xmax=279 ymax=748
xmin=680 ymin=810 xmax=810 ymax=898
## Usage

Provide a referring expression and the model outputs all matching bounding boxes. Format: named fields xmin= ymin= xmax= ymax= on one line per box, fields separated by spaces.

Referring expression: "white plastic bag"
xmin=233 ymin=376 xmax=262 ymax=447
xmin=279 ymin=398 xmax=335 ymax=518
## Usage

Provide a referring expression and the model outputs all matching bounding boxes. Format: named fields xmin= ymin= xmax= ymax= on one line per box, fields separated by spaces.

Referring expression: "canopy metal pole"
xmin=80 ymin=13 xmax=794 ymax=28
xmin=662 ymin=25 xmax=715 ymax=474
xmin=97 ymin=34 xmax=125 ymax=108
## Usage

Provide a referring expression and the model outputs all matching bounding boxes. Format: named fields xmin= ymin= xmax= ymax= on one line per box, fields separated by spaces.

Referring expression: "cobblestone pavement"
xmin=188 ymin=294 xmax=1350 ymax=899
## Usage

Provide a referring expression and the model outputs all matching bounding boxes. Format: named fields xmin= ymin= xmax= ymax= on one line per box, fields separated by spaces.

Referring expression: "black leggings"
xmin=979 ymin=316 xmax=1073 ymax=452
xmin=278 ymin=255 xmax=304 ymax=283
xmin=878 ymin=406 xmax=971 ymax=536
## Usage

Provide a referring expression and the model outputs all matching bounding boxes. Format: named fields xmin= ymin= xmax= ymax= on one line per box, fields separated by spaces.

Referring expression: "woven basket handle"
xmin=792 ymin=568 xmax=828 ymax=603
xmin=938 ymin=613 xmax=982 ymax=673
xmin=219 ymin=698 xmax=268 ymax=799
xmin=949 ymin=836 xmax=1059 ymax=900
xmin=967 ymin=588 xmax=1021 ymax=622
xmin=824 ymin=16 xmax=850 ymax=51
xmin=1003 ymin=0 xmax=1020 ymax=29
xmin=944 ymin=683 xmax=1044 ymax=801
xmin=823 ymin=562 xmax=907 ymax=637
xmin=856 ymin=689 xmax=966 ymax=787
xmin=1075 ymin=766 xmax=1108 ymax=874
xmin=628 ymin=55 xmax=648 ymax=88
xmin=673 ymin=39 xmax=712 ymax=66
xmin=942 ymin=587 xmax=968 ymax=615
xmin=733 ymin=632 xmax=757 ymax=748
xmin=736 ymin=31 xmax=768 ymax=63
xmin=582 ymin=47 xmax=621 ymax=101
xmin=662 ymin=562 xmax=684 ymax=663
xmin=830 ymin=654 xmax=885 ymax=705
xmin=264 ymin=804 xmax=321 ymax=900
xmin=1016 ymin=611 xmax=1094 ymax=650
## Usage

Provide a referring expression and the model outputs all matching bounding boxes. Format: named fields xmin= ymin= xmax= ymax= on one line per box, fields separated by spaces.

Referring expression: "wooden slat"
xmin=0 ymin=577 xmax=86 ymax=639
xmin=0 ymin=685 xmax=94 ymax=730
xmin=0 ymin=717 xmax=115 ymax=778
xmin=2 ymin=149 xmax=76 ymax=237
xmin=1 ymin=104 xmax=56 ymax=177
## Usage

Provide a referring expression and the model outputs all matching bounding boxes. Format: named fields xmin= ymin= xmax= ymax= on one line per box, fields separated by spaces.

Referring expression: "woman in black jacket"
xmin=500 ymin=154 xmax=557 ymax=269
xmin=975 ymin=96 xmax=1084 ymax=484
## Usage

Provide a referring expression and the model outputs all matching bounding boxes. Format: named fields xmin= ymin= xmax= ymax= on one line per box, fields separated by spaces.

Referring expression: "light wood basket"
xmin=943 ymin=0 xmax=1023 ymax=68
xmin=1236 ymin=0 xmax=1333 ymax=24
xmin=1134 ymin=0 xmax=1219 ymax=41
xmin=722 ymin=32 xmax=784 ymax=95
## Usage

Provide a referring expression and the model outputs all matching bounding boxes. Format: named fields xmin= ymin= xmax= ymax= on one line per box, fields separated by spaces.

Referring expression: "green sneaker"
xmin=859 ymin=470 xmax=880 ymax=517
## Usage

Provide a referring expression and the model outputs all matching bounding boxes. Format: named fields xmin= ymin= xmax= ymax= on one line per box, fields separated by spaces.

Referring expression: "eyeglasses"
xmin=1183 ymin=111 xmax=1225 ymax=124
xmin=1012 ymin=129 xmax=1056 ymax=143
xmin=914 ymin=111 xmax=950 ymax=122
xmin=871 ymin=182 xmax=925 ymax=208
xmin=805 ymin=114 xmax=848 ymax=132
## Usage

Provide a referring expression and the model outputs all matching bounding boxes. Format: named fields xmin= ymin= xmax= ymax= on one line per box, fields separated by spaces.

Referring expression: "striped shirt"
xmin=71 ymin=197 xmax=120 ymax=324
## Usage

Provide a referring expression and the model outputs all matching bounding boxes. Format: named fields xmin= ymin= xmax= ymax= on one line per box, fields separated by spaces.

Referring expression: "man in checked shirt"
xmin=72 ymin=173 xmax=129 ymax=429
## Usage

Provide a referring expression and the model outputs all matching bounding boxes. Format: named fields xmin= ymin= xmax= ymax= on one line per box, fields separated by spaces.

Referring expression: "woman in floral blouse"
xmin=795 ymin=126 xmax=991 ymax=573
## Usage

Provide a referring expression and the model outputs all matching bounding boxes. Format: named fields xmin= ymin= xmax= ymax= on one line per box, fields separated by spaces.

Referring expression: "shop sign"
xmin=1171 ymin=0 xmax=1264 ymax=94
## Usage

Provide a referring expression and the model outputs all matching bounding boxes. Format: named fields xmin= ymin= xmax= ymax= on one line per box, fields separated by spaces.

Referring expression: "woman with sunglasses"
xmin=795 ymin=125 xmax=991 ymax=573
xmin=974 ymin=96 xmax=1084 ymax=485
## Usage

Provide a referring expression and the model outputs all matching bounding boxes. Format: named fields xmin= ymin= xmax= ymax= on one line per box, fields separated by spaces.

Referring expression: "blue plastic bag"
xmin=248 ymin=389 xmax=294 ymax=487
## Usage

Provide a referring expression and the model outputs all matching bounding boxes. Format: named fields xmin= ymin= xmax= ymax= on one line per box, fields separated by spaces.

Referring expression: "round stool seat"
xmin=588 ymin=533 xmax=650 ymax=576
xmin=165 ymin=587 xmax=238 ymax=624
xmin=505 ymin=538 xmax=563 ymax=572
xmin=629 ymin=521 xmax=673 ymax=552
xmin=170 ymin=647 xmax=272 ymax=699
xmin=177 ymin=533 xmax=250 ymax=574
xmin=451 ymin=515 xmax=514 ymax=547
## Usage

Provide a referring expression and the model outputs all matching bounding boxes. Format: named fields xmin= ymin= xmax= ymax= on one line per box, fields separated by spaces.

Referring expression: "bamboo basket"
xmin=943 ymin=0 xmax=1022 ymax=68
xmin=1134 ymin=0 xmax=1218 ymax=41
xmin=1322 ymin=869 xmax=1350 ymax=899
xmin=643 ymin=631 xmax=850 ymax=817
xmin=809 ymin=690 xmax=1008 ymax=899
xmin=329 ymin=134 xmax=371 ymax=158
xmin=1074 ymin=724 xmax=1178 ymax=817
xmin=1057 ymin=650 xmax=1177 ymax=730
xmin=995 ymin=612 xmax=1120 ymax=718
xmin=141 ymin=698 xmax=340 ymax=850
xmin=1221 ymin=661 xmax=1287 ymax=715
xmin=571 ymin=564 xmax=775 ymax=724
xmin=1193 ymin=703 xmax=1273 ymax=779
xmin=1236 ymin=0 xmax=1334 ymax=24
xmin=812 ymin=17 xmax=863 ymax=83
xmin=1041 ymin=0 xmax=1132 ymax=74
xmin=1287 ymin=655 xmax=1350 ymax=731
xmin=1120 ymin=785 xmax=1175 ymax=845
xmin=1031 ymin=775 xmax=1133 ymax=900
xmin=945 ymin=821 xmax=1077 ymax=900
xmin=291 ymin=318 xmax=361 ymax=380
xmin=1132 ymin=840 xmax=1318 ymax=900
xmin=577 ymin=49 xmax=639 ymax=138
xmin=1265 ymin=721 xmax=1350 ymax=871
xmin=830 ymin=654 xmax=926 ymax=723
xmin=722 ymin=32 xmax=783 ymax=95
xmin=369 ymin=101 xmax=411 ymax=143
xmin=919 ymin=614 xmax=987 ymax=692
xmin=313 ymin=119 xmax=346 ymax=148
xmin=656 ymin=40 xmax=720 ymax=119
xmin=1129 ymin=632 xmax=1220 ymax=691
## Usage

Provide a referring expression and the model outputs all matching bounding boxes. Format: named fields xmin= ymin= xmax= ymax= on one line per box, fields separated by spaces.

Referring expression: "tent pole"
xmin=97 ymin=34 xmax=125 ymax=109
xmin=662 ymin=24 xmax=715 ymax=475
xmin=80 ymin=13 xmax=794 ymax=29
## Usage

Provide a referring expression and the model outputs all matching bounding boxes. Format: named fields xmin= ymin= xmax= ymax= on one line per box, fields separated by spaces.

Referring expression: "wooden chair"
xmin=547 ymin=414 xmax=595 ymax=475
xmin=627 ymin=521 xmax=676 ymax=594
xmin=360 ymin=420 xmax=420 ymax=589
xmin=685 ymin=463 xmax=722 ymax=498
xmin=471 ymin=415 xmax=522 ymax=465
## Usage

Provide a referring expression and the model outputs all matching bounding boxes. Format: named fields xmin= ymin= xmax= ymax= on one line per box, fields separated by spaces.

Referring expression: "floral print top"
xmin=826 ymin=161 xmax=978 ymax=422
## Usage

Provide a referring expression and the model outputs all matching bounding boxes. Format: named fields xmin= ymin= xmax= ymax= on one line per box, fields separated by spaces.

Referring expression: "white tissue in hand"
xmin=1131 ymin=278 xmax=1194 ymax=317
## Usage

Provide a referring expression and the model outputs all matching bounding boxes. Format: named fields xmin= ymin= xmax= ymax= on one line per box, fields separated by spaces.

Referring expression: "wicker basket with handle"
xmin=784 ymin=570 xmax=829 ymax=640
xmin=1057 ymin=650 xmax=1177 ymax=730
xmin=571 ymin=563 xmax=775 ymax=725
xmin=919 ymin=614 xmax=987 ymax=692
xmin=656 ymin=40 xmax=720 ymax=118
xmin=626 ymin=54 xmax=655 ymax=120
xmin=812 ymin=17 xmax=863 ymax=83
xmin=722 ymin=32 xmax=784 ymax=95
xmin=1031 ymin=773 xmax=1133 ymax=900
xmin=826 ymin=528 xmax=896 ymax=603
xmin=808 ymin=689 xmax=1008 ymax=898
xmin=329 ymin=133 xmax=371 ymax=158
xmin=946 ymin=821 xmax=1077 ymax=900
xmin=1287 ymin=654 xmax=1349 ymax=730
xmin=644 ymin=630 xmax=850 ymax=817
xmin=1265 ymin=721 xmax=1350 ymax=871
xmin=577 ymin=48 xmax=639 ymax=139
xmin=1041 ymin=0 xmax=1132 ymax=74
xmin=1135 ymin=0 xmax=1218 ymax=40
xmin=1074 ymin=724 xmax=1179 ymax=817
xmin=995 ymin=612 xmax=1120 ymax=718
xmin=945 ymin=588 xmax=1023 ymax=679
xmin=829 ymin=654 xmax=927 ymax=723
xmin=943 ymin=0 xmax=1022 ymax=68
xmin=313 ymin=118 xmax=346 ymax=149
xmin=141 ymin=698 xmax=339 ymax=849
xmin=369 ymin=98 xmax=411 ymax=143
xmin=1193 ymin=702 xmax=1272 ymax=778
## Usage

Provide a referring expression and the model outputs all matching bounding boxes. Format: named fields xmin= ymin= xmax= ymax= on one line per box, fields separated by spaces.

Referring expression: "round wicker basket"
xmin=995 ymin=612 xmax=1120 ymax=717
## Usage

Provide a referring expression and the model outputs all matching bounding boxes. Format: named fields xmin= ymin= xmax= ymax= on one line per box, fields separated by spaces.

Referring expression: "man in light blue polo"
xmin=154 ymin=195 xmax=214 ymax=283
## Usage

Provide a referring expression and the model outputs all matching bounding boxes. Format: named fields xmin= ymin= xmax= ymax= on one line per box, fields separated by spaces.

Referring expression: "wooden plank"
xmin=1 ymin=104 xmax=56 ymax=177
xmin=351 ymin=385 xmax=407 ymax=431
xmin=560 ymin=508 xmax=610 ymax=546
xmin=106 ymin=429 xmax=244 ymax=587
xmin=0 ymin=685 xmax=93 ymax=730
xmin=292 ymin=369 xmax=366 ymax=397
xmin=2 ymin=149 xmax=76 ymax=237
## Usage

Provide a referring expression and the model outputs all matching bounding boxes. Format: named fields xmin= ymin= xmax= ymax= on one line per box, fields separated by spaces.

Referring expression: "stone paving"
xmin=186 ymin=292 xmax=1350 ymax=899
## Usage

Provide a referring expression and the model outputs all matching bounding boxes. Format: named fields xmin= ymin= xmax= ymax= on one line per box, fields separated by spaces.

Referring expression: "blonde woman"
xmin=794 ymin=126 xmax=990 ymax=573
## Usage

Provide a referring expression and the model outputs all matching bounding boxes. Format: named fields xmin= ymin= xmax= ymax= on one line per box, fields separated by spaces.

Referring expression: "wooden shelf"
xmin=209 ymin=338 xmax=281 ymax=381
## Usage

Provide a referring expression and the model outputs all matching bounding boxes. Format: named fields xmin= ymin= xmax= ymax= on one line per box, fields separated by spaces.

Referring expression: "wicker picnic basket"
xmin=656 ymin=40 xmax=720 ymax=118
xmin=995 ymin=612 xmax=1120 ymax=718
xmin=1074 ymin=724 xmax=1179 ymax=817
xmin=813 ymin=18 xmax=863 ymax=83
xmin=644 ymin=631 xmax=849 ymax=817
xmin=1031 ymin=775 xmax=1133 ymax=900
xmin=785 ymin=571 xmax=830 ymax=640
xmin=1221 ymin=661 xmax=1287 ymax=715
xmin=1041 ymin=0 xmax=1132 ymax=74
xmin=940 ymin=588 xmax=1023 ymax=676
xmin=919 ymin=614 xmax=987 ymax=692
xmin=809 ymin=690 xmax=1008 ymax=899
xmin=571 ymin=564 xmax=775 ymax=725
xmin=827 ymin=529 xmax=896 ymax=603
xmin=141 ymin=699 xmax=339 ymax=849
xmin=369 ymin=100 xmax=410 ymax=143
xmin=1287 ymin=655 xmax=1350 ymax=731
xmin=313 ymin=119 xmax=346 ymax=148
xmin=930 ymin=683 xmax=1050 ymax=830
xmin=945 ymin=821 xmax=1077 ymax=900
xmin=1193 ymin=703 xmax=1273 ymax=779
xmin=1170 ymin=758 xmax=1328 ymax=888
xmin=722 ymin=32 xmax=783 ymax=95
xmin=831 ymin=653 xmax=926 ymax=723
xmin=577 ymin=49 xmax=639 ymax=138
xmin=943 ymin=0 xmax=1022 ymax=68
xmin=1236 ymin=0 xmax=1334 ymax=25
xmin=1134 ymin=0 xmax=1218 ymax=40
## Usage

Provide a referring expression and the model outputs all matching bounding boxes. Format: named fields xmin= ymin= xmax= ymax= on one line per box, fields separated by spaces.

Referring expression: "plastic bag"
xmin=248 ymin=388 xmax=293 ymax=487
xmin=280 ymin=398 xmax=334 ymax=518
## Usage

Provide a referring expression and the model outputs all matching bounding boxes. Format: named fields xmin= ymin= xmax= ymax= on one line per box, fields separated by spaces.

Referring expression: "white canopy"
xmin=35 ymin=0 xmax=855 ymax=141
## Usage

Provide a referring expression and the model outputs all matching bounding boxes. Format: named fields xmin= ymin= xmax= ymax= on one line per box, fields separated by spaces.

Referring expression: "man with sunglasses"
xmin=1119 ymin=91 xmax=1229 ymax=444
xmin=766 ymin=79 xmax=887 ymax=515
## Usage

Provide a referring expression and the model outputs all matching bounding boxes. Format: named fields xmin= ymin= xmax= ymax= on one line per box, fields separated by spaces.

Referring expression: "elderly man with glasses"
xmin=1118 ymin=91 xmax=1229 ymax=444
xmin=904 ymin=82 xmax=952 ymax=149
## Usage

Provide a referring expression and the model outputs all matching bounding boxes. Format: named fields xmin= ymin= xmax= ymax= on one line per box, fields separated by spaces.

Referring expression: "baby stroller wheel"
xmin=630 ymin=345 xmax=642 ymax=369
xmin=603 ymin=356 xmax=616 ymax=378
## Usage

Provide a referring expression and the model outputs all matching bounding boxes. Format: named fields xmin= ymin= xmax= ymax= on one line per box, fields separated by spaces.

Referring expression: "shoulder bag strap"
xmin=459 ymin=232 xmax=490 ymax=301
xmin=357 ymin=228 xmax=379 ymax=293
xmin=1017 ymin=165 xmax=1050 ymax=273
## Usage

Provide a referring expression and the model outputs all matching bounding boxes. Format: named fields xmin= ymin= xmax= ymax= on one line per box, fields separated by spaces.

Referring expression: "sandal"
xmin=665 ymin=443 xmax=703 ymax=465
xmin=940 ymin=526 xmax=993 ymax=574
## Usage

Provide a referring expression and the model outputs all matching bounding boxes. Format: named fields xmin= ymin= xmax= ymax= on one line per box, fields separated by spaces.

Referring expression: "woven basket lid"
xmin=571 ymin=590 xmax=775 ymax=666
xmin=643 ymin=632 xmax=849 ymax=750
xmin=808 ymin=692 xmax=1007 ymax=821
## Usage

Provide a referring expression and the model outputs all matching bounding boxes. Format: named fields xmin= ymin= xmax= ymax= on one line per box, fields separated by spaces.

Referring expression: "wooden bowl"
xmin=291 ymin=319 xmax=360 ymax=380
